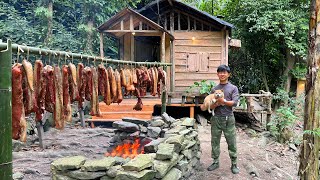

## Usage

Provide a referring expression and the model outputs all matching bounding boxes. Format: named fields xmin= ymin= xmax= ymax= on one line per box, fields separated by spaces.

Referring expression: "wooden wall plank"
xmin=174 ymin=31 xmax=222 ymax=39
xmin=175 ymin=72 xmax=217 ymax=80
xmin=175 ymin=46 xmax=222 ymax=53
xmin=175 ymin=79 xmax=219 ymax=87
xmin=175 ymin=39 xmax=222 ymax=46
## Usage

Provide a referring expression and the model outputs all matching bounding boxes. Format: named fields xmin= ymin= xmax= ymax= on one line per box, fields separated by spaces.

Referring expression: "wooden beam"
xmin=103 ymin=30 xmax=161 ymax=33
xmin=131 ymin=34 xmax=134 ymax=61
xmin=139 ymin=21 xmax=143 ymax=30
xmin=170 ymin=11 xmax=174 ymax=34
xmin=133 ymin=32 xmax=162 ymax=36
xmin=164 ymin=16 xmax=167 ymax=30
xmin=175 ymin=9 xmax=222 ymax=31
xmin=170 ymin=39 xmax=175 ymax=92
xmin=130 ymin=15 xmax=133 ymax=31
xmin=187 ymin=16 xmax=190 ymax=30
xmin=99 ymin=33 xmax=104 ymax=58
xmin=161 ymin=32 xmax=165 ymax=62
xmin=120 ymin=20 xmax=124 ymax=30
xmin=194 ymin=19 xmax=196 ymax=30
xmin=178 ymin=12 xmax=181 ymax=30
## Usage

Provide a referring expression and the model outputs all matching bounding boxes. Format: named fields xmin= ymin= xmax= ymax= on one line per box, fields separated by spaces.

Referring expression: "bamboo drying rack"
xmin=0 ymin=40 xmax=172 ymax=177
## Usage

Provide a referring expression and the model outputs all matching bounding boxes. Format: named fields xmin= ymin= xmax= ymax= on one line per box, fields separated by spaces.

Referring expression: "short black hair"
xmin=217 ymin=65 xmax=231 ymax=73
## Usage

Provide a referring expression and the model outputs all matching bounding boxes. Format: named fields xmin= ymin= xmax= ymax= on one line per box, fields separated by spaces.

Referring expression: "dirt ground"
xmin=12 ymin=123 xmax=299 ymax=180
xmin=193 ymin=125 xmax=299 ymax=180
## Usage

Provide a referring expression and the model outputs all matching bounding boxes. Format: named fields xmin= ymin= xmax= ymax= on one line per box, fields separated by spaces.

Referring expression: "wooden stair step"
xmin=100 ymin=111 xmax=153 ymax=115
xmin=93 ymin=113 xmax=152 ymax=120
xmin=99 ymin=105 xmax=154 ymax=112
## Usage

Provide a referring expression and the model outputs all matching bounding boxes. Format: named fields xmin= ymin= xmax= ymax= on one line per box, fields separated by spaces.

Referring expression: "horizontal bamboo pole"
xmin=0 ymin=42 xmax=172 ymax=67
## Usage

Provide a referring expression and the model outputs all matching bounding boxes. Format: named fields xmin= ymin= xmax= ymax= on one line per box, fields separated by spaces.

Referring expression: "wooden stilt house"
xmin=95 ymin=0 xmax=240 ymax=121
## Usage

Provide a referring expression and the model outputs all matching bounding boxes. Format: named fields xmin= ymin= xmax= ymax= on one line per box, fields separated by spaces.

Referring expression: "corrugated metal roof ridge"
xmin=138 ymin=0 xmax=234 ymax=28
xmin=175 ymin=0 xmax=234 ymax=28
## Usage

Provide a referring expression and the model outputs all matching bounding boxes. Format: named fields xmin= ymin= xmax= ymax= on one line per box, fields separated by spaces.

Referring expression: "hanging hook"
xmin=27 ymin=47 xmax=30 ymax=61
xmin=64 ymin=52 xmax=67 ymax=64
xmin=48 ymin=51 xmax=52 ymax=65
xmin=38 ymin=49 xmax=42 ymax=60
xmin=17 ymin=46 xmax=20 ymax=64
xmin=71 ymin=53 xmax=74 ymax=64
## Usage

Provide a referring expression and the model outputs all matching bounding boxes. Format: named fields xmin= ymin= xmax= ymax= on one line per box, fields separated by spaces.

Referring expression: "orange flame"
xmin=104 ymin=138 xmax=144 ymax=159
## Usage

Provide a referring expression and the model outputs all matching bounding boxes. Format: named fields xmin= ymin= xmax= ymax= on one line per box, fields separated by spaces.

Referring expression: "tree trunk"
xmin=86 ymin=19 xmax=94 ymax=53
xmin=44 ymin=0 xmax=53 ymax=46
xmin=260 ymin=54 xmax=270 ymax=92
xmin=284 ymin=48 xmax=295 ymax=93
xmin=298 ymin=0 xmax=320 ymax=179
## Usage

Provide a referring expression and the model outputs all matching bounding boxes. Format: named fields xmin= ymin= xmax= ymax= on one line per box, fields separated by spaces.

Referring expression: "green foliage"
xmin=268 ymin=106 xmax=297 ymax=143
xmin=238 ymin=96 xmax=247 ymax=109
xmin=0 ymin=0 xmax=142 ymax=57
xmin=183 ymin=0 xmax=309 ymax=94
xmin=273 ymin=87 xmax=290 ymax=105
xmin=304 ymin=128 xmax=320 ymax=138
xmin=185 ymin=80 xmax=216 ymax=95
xmin=290 ymin=63 xmax=307 ymax=79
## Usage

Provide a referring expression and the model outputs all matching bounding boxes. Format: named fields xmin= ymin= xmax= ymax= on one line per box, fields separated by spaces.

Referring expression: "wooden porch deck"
xmin=89 ymin=97 xmax=199 ymax=122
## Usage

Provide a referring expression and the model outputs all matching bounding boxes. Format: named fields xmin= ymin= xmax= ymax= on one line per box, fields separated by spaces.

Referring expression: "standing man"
xmin=206 ymin=65 xmax=240 ymax=174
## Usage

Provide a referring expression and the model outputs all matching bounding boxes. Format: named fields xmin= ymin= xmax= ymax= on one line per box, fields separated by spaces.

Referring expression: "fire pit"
xmin=51 ymin=113 xmax=201 ymax=180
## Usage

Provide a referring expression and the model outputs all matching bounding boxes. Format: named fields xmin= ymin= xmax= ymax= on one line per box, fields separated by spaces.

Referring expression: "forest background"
xmin=0 ymin=0 xmax=310 ymax=96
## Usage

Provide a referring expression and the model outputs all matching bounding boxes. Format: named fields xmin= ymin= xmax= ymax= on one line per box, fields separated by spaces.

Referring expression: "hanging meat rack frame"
xmin=0 ymin=40 xmax=171 ymax=158
xmin=0 ymin=41 xmax=172 ymax=67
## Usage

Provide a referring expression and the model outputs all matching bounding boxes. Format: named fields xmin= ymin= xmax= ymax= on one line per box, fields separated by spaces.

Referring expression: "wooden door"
xmin=199 ymin=52 xmax=209 ymax=72
xmin=187 ymin=52 xmax=199 ymax=72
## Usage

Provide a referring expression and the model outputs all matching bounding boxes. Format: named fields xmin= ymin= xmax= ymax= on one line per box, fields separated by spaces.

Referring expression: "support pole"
xmin=161 ymin=90 xmax=167 ymax=114
xmin=0 ymin=40 xmax=12 ymax=179
xmin=161 ymin=32 xmax=165 ymax=63
xmin=79 ymin=108 xmax=85 ymax=127
xmin=36 ymin=121 xmax=45 ymax=149
xmin=99 ymin=33 xmax=104 ymax=59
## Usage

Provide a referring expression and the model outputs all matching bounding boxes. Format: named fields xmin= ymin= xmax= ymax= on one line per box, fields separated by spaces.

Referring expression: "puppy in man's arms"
xmin=200 ymin=89 xmax=224 ymax=115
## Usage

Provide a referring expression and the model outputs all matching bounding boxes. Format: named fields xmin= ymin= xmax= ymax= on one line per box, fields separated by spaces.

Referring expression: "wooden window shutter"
xmin=187 ymin=52 xmax=199 ymax=72
xmin=199 ymin=52 xmax=209 ymax=72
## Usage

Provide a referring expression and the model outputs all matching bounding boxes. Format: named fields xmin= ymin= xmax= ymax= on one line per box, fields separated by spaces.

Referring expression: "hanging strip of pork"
xmin=54 ymin=66 xmax=64 ymax=129
xmin=90 ymin=67 xmax=101 ymax=116
xmin=139 ymin=67 xmax=150 ymax=97
xmin=22 ymin=59 xmax=34 ymax=91
xmin=98 ymin=64 xmax=106 ymax=97
xmin=34 ymin=60 xmax=45 ymax=121
xmin=132 ymin=68 xmax=138 ymax=85
xmin=62 ymin=65 xmax=72 ymax=122
xmin=98 ymin=64 xmax=112 ymax=105
xmin=153 ymin=67 xmax=158 ymax=96
xmin=114 ymin=69 xmax=123 ymax=104
xmin=125 ymin=69 xmax=135 ymax=92
xmin=22 ymin=59 xmax=35 ymax=115
xmin=107 ymin=67 xmax=117 ymax=102
xmin=44 ymin=65 xmax=55 ymax=113
xmin=12 ymin=63 xmax=27 ymax=142
xmin=157 ymin=67 xmax=167 ymax=96
xmin=84 ymin=67 xmax=93 ymax=101
xmin=120 ymin=69 xmax=127 ymax=87
xmin=68 ymin=63 xmax=78 ymax=102
xmin=77 ymin=63 xmax=85 ymax=108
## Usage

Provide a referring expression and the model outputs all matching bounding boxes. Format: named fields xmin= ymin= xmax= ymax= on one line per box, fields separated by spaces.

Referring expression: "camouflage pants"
xmin=210 ymin=115 xmax=237 ymax=164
